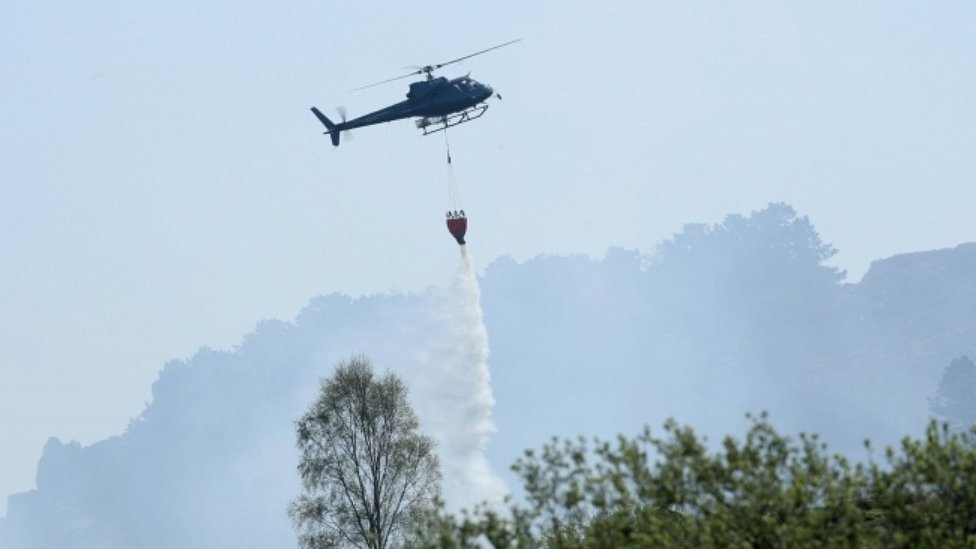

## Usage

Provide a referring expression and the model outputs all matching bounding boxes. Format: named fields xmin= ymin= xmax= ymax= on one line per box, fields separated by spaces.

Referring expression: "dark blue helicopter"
xmin=311 ymin=39 xmax=520 ymax=146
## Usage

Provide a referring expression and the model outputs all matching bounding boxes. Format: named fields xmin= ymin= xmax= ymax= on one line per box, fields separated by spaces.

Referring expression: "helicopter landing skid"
xmin=416 ymin=104 xmax=489 ymax=135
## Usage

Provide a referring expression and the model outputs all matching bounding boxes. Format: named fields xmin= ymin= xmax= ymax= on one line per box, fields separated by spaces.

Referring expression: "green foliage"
xmin=290 ymin=356 xmax=440 ymax=549
xmin=868 ymin=421 xmax=976 ymax=546
xmin=412 ymin=414 xmax=976 ymax=548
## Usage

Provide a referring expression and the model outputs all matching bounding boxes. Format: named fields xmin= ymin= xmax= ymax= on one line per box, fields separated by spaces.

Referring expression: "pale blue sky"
xmin=2 ymin=1 xmax=975 ymax=513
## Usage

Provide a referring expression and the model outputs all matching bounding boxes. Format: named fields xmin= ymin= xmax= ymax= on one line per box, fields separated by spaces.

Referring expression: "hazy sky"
xmin=2 ymin=1 xmax=975 ymax=514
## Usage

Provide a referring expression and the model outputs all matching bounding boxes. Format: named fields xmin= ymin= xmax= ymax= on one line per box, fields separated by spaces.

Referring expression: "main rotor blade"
xmin=352 ymin=39 xmax=522 ymax=91
xmin=353 ymin=69 xmax=423 ymax=91
xmin=432 ymin=38 xmax=522 ymax=71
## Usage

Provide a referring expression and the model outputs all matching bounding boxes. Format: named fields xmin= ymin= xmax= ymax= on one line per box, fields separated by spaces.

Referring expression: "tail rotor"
xmin=336 ymin=107 xmax=354 ymax=142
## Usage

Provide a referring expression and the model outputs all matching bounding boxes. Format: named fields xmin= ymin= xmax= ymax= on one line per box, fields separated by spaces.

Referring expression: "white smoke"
xmin=407 ymin=245 xmax=507 ymax=511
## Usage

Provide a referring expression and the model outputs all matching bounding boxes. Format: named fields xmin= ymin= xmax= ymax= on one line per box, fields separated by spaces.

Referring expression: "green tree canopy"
xmin=413 ymin=415 xmax=976 ymax=548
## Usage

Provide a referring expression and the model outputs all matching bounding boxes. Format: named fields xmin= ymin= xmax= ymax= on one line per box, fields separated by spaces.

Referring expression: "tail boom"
xmin=311 ymin=107 xmax=342 ymax=146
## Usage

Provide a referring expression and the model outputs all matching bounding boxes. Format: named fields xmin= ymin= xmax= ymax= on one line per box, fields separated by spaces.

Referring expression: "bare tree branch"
xmin=289 ymin=356 xmax=440 ymax=549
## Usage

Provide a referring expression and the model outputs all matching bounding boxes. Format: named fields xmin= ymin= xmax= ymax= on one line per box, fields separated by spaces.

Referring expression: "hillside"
xmin=2 ymin=204 xmax=974 ymax=548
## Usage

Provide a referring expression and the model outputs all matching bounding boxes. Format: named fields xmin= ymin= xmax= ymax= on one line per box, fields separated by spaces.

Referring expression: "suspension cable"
xmin=444 ymin=126 xmax=463 ymax=211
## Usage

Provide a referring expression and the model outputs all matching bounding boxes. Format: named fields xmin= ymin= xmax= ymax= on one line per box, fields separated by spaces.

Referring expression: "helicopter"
xmin=311 ymin=39 xmax=520 ymax=146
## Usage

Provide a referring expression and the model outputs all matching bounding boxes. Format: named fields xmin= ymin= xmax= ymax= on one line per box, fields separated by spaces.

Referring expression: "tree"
xmin=290 ymin=356 xmax=440 ymax=549
xmin=412 ymin=415 xmax=976 ymax=548
xmin=930 ymin=355 xmax=976 ymax=429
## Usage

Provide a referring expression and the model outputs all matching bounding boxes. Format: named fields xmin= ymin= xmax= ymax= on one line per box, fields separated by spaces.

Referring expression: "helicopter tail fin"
xmin=310 ymin=107 xmax=341 ymax=146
